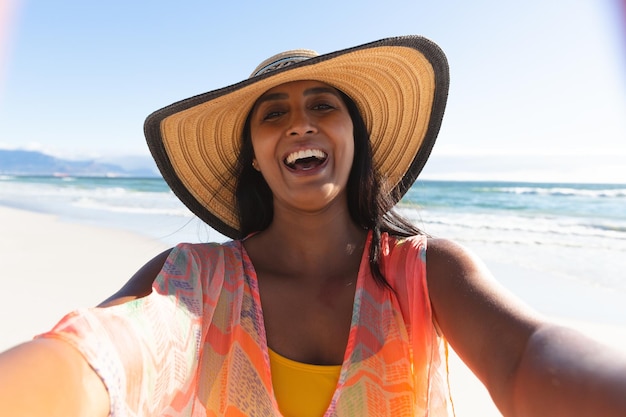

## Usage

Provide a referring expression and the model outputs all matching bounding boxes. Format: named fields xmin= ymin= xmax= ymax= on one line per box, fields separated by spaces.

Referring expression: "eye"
xmin=311 ymin=102 xmax=335 ymax=111
xmin=263 ymin=110 xmax=283 ymax=120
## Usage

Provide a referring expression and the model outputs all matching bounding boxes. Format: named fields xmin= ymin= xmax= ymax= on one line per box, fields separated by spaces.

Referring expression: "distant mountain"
xmin=0 ymin=149 xmax=160 ymax=177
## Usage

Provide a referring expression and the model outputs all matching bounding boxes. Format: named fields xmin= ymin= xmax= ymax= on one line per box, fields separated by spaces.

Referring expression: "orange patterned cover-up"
xmin=39 ymin=232 xmax=451 ymax=416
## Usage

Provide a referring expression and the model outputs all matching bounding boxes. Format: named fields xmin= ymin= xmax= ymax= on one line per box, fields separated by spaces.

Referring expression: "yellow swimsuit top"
xmin=268 ymin=348 xmax=342 ymax=417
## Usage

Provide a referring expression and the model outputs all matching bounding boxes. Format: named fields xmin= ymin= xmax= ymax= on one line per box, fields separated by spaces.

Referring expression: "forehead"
xmin=256 ymin=80 xmax=341 ymax=102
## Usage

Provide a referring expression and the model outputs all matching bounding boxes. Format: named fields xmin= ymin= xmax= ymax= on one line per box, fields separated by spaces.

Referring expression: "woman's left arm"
xmin=426 ymin=238 xmax=626 ymax=417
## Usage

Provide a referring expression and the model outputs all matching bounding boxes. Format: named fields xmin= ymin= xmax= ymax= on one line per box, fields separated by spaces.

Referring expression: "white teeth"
xmin=285 ymin=149 xmax=326 ymax=165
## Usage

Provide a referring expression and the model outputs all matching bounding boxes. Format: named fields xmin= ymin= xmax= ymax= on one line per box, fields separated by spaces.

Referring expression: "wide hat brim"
xmin=144 ymin=35 xmax=449 ymax=239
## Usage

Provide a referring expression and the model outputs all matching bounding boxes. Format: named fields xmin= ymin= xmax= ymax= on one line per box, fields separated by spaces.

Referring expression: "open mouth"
xmin=284 ymin=149 xmax=328 ymax=171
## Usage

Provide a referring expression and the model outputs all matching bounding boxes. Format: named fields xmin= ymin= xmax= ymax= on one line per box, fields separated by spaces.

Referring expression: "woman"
xmin=1 ymin=35 xmax=625 ymax=417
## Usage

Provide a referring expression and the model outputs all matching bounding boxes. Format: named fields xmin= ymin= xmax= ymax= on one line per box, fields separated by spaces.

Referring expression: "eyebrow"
xmin=254 ymin=86 xmax=341 ymax=106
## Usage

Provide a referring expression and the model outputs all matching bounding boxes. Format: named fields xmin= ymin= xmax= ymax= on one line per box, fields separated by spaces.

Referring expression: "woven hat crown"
xmin=251 ymin=49 xmax=319 ymax=77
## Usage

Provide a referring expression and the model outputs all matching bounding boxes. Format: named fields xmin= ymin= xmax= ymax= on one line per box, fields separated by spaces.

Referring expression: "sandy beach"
xmin=1 ymin=204 xmax=625 ymax=416
xmin=0 ymin=206 xmax=169 ymax=351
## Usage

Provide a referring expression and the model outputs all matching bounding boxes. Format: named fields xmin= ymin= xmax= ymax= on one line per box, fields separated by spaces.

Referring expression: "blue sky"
xmin=1 ymin=0 xmax=625 ymax=182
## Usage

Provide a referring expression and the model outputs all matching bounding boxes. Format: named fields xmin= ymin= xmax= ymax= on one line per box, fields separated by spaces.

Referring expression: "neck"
xmin=244 ymin=205 xmax=368 ymax=282
xmin=273 ymin=219 xmax=365 ymax=260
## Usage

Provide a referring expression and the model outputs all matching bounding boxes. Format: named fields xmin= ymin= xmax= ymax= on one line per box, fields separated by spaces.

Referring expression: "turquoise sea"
xmin=402 ymin=180 xmax=626 ymax=260
xmin=1 ymin=175 xmax=625 ymax=305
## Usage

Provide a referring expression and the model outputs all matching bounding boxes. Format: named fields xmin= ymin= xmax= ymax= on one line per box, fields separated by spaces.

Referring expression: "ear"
xmin=252 ymin=158 xmax=260 ymax=171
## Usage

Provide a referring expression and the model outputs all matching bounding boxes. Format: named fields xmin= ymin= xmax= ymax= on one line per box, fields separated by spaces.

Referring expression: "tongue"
xmin=292 ymin=156 xmax=323 ymax=171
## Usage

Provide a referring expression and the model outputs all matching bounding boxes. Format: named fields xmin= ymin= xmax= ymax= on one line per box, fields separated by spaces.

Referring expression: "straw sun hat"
xmin=144 ymin=35 xmax=449 ymax=239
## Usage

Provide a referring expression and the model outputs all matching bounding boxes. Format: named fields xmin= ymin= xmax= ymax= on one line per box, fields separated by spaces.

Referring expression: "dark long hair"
xmin=235 ymin=90 xmax=424 ymax=288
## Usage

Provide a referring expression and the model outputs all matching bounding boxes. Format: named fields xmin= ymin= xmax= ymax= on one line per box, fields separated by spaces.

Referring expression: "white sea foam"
xmin=496 ymin=186 xmax=626 ymax=199
xmin=401 ymin=208 xmax=626 ymax=249
xmin=73 ymin=196 xmax=193 ymax=217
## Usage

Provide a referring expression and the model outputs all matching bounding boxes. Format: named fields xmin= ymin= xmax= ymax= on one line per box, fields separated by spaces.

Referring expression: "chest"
xmin=258 ymin=274 xmax=357 ymax=365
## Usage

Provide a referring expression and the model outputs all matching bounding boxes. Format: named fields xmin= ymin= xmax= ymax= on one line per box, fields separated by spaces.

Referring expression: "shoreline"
xmin=1 ymin=204 xmax=625 ymax=416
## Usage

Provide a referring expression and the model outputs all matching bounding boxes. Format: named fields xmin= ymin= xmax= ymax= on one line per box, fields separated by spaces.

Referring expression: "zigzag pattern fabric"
xmin=39 ymin=232 xmax=451 ymax=416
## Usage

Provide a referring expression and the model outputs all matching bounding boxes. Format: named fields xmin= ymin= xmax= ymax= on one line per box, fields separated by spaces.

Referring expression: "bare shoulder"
xmin=426 ymin=237 xmax=477 ymax=263
xmin=425 ymin=236 xmax=540 ymax=328
xmin=425 ymin=237 xmax=492 ymax=284
xmin=99 ymin=248 xmax=172 ymax=307
xmin=426 ymin=237 xmax=506 ymax=317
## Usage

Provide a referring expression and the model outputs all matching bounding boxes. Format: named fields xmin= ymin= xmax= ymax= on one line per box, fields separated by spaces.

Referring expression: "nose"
xmin=287 ymin=108 xmax=317 ymax=137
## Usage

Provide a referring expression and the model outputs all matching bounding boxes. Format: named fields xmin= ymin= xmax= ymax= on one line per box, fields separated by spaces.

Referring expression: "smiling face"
xmin=248 ymin=80 xmax=355 ymax=215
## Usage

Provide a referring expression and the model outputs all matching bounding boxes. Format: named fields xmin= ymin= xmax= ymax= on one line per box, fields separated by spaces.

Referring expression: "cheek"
xmin=249 ymin=133 xmax=280 ymax=181
xmin=339 ymin=124 xmax=355 ymax=165
xmin=249 ymin=129 xmax=270 ymax=160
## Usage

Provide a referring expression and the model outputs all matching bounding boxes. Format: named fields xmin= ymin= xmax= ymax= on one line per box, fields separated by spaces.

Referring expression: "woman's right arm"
xmin=0 ymin=338 xmax=109 ymax=417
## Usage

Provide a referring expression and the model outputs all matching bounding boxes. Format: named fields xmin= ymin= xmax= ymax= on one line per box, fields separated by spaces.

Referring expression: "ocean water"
xmin=403 ymin=180 xmax=626 ymax=254
xmin=1 ymin=175 xmax=625 ymax=298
